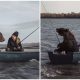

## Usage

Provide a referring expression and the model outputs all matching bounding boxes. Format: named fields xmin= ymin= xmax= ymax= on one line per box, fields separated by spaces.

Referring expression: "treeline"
xmin=41 ymin=12 xmax=80 ymax=18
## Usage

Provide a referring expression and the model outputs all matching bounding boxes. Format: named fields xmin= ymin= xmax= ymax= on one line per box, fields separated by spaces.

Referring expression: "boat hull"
xmin=0 ymin=52 xmax=39 ymax=62
xmin=48 ymin=52 xmax=80 ymax=64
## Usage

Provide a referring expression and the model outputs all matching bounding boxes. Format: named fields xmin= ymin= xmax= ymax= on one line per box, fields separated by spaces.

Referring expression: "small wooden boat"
xmin=48 ymin=51 xmax=80 ymax=64
xmin=0 ymin=52 xmax=39 ymax=62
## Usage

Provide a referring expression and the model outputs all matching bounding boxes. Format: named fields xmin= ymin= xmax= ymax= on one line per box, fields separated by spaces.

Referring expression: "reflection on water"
xmin=41 ymin=19 xmax=80 ymax=79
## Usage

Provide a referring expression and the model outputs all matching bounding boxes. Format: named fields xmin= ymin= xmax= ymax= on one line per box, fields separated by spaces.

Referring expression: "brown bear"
xmin=54 ymin=28 xmax=79 ymax=54
xmin=0 ymin=32 xmax=5 ymax=42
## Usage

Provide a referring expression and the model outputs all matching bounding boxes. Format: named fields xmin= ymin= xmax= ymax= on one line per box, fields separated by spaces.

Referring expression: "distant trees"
xmin=41 ymin=12 xmax=80 ymax=18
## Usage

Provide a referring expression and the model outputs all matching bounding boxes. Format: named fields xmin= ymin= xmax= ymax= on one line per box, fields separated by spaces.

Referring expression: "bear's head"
xmin=56 ymin=28 xmax=69 ymax=36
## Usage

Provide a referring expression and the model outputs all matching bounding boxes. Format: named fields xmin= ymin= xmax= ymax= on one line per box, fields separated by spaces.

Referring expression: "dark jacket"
xmin=6 ymin=37 xmax=23 ymax=51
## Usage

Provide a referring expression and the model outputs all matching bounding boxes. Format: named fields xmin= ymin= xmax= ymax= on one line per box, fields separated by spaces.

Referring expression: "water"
xmin=0 ymin=60 xmax=39 ymax=79
xmin=41 ymin=18 xmax=80 ymax=79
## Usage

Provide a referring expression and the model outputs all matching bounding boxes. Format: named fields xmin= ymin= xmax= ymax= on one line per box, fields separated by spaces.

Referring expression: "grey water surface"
xmin=41 ymin=18 xmax=80 ymax=79
xmin=0 ymin=59 xmax=39 ymax=79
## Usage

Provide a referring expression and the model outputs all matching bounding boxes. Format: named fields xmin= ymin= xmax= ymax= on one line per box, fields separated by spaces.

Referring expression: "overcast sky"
xmin=0 ymin=1 xmax=39 ymax=25
xmin=41 ymin=1 xmax=80 ymax=13
xmin=0 ymin=1 xmax=39 ymax=44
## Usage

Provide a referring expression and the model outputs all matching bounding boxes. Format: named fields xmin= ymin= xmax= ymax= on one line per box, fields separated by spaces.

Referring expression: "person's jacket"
xmin=6 ymin=37 xmax=23 ymax=51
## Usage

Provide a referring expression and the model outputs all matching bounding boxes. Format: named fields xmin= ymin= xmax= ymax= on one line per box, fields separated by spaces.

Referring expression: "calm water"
xmin=41 ymin=19 xmax=80 ymax=79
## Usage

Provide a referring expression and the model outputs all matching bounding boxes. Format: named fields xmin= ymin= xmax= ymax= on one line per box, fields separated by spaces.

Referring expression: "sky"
xmin=41 ymin=1 xmax=80 ymax=13
xmin=0 ymin=1 xmax=39 ymax=25
xmin=0 ymin=1 xmax=39 ymax=44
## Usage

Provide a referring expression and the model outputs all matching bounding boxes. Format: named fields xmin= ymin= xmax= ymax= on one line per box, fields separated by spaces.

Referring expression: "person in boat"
xmin=6 ymin=31 xmax=23 ymax=51
xmin=54 ymin=28 xmax=79 ymax=54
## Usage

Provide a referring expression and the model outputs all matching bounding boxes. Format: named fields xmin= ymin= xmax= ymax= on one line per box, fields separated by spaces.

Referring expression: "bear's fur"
xmin=55 ymin=28 xmax=79 ymax=54
xmin=0 ymin=32 xmax=5 ymax=42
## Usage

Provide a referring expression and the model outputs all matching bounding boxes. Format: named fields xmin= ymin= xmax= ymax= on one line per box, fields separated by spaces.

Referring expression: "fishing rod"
xmin=21 ymin=27 xmax=39 ymax=42
xmin=42 ymin=2 xmax=60 ymax=44
xmin=42 ymin=2 xmax=61 ymax=46
xmin=55 ymin=31 xmax=60 ymax=44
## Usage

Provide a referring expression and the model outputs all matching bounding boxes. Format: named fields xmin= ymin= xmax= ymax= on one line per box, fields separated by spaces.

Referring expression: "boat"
xmin=48 ymin=51 xmax=80 ymax=64
xmin=0 ymin=52 xmax=39 ymax=62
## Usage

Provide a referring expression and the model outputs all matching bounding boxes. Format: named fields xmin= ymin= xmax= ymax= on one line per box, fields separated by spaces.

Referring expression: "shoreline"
xmin=41 ymin=13 xmax=80 ymax=18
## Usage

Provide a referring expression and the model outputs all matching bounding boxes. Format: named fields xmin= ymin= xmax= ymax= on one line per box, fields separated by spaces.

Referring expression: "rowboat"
xmin=48 ymin=51 xmax=80 ymax=64
xmin=0 ymin=52 xmax=39 ymax=62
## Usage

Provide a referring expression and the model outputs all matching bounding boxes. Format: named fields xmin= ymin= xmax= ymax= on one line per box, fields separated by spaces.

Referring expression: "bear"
xmin=54 ymin=28 xmax=79 ymax=54
xmin=0 ymin=32 xmax=5 ymax=42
